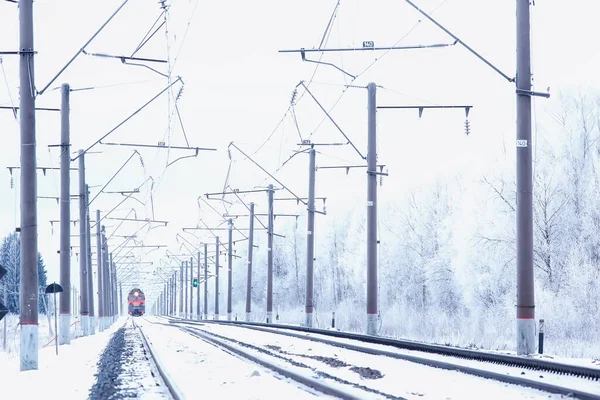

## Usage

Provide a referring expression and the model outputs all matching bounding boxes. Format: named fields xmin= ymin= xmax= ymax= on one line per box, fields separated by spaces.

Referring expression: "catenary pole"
xmin=59 ymin=83 xmax=71 ymax=345
xmin=189 ymin=257 xmax=194 ymax=319
xmin=19 ymin=0 xmax=39 ymax=371
xmin=227 ymin=219 xmax=233 ymax=321
xmin=184 ymin=260 xmax=188 ymax=318
xmin=305 ymin=148 xmax=316 ymax=328
xmin=203 ymin=244 xmax=208 ymax=319
xmin=96 ymin=210 xmax=104 ymax=331
xmin=516 ymin=0 xmax=535 ymax=355
xmin=245 ymin=203 xmax=254 ymax=321
xmin=215 ymin=237 xmax=220 ymax=319
xmin=266 ymin=184 xmax=274 ymax=323
xmin=366 ymin=82 xmax=379 ymax=336
xmin=179 ymin=261 xmax=183 ymax=317
xmin=86 ymin=186 xmax=95 ymax=334
xmin=102 ymin=229 xmax=109 ymax=329
xmin=196 ymin=252 xmax=201 ymax=320
xmin=78 ymin=151 xmax=90 ymax=337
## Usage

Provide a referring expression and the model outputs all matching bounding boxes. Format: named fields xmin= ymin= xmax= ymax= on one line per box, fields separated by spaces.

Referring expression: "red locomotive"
xmin=128 ymin=288 xmax=146 ymax=316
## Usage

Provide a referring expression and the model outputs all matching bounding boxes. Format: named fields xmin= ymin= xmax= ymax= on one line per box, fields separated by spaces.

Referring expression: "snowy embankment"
xmin=0 ymin=315 xmax=124 ymax=398
xmin=137 ymin=317 xmax=335 ymax=399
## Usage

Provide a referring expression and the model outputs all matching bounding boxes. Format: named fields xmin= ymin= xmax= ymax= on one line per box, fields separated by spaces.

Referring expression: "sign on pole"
xmin=193 ymin=278 xmax=198 ymax=288
xmin=45 ymin=283 xmax=64 ymax=355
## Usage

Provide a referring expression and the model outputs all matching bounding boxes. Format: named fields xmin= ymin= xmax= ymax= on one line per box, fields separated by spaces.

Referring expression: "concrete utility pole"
xmin=173 ymin=271 xmax=177 ymax=316
xmin=196 ymin=252 xmax=201 ymax=321
xmin=119 ymin=283 xmax=123 ymax=316
xmin=96 ymin=210 xmax=104 ymax=331
xmin=184 ymin=260 xmax=188 ymax=319
xmin=266 ymin=184 xmax=274 ymax=323
xmin=179 ymin=262 xmax=183 ymax=317
xmin=59 ymin=83 xmax=71 ymax=345
xmin=19 ymin=0 xmax=38 ymax=372
xmin=109 ymin=254 xmax=114 ymax=323
xmin=366 ymin=82 xmax=378 ymax=336
xmin=189 ymin=258 xmax=194 ymax=319
xmin=86 ymin=186 xmax=95 ymax=334
xmin=516 ymin=0 xmax=535 ymax=355
xmin=102 ymin=229 xmax=109 ymax=329
xmin=78 ymin=150 xmax=90 ymax=337
xmin=305 ymin=149 xmax=316 ymax=328
xmin=245 ymin=203 xmax=255 ymax=322
xmin=215 ymin=237 xmax=220 ymax=319
xmin=227 ymin=219 xmax=233 ymax=321
xmin=203 ymin=244 xmax=208 ymax=319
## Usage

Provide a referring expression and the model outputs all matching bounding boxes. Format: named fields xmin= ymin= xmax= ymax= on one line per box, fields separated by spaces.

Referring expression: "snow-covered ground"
xmin=150 ymin=317 xmax=576 ymax=399
xmin=0 ymin=315 xmax=124 ymax=399
xmin=191 ymin=321 xmax=600 ymax=396
xmin=137 ymin=317 xmax=336 ymax=399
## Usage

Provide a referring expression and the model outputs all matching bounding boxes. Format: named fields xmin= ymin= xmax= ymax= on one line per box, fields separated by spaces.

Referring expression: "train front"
xmin=128 ymin=288 xmax=146 ymax=316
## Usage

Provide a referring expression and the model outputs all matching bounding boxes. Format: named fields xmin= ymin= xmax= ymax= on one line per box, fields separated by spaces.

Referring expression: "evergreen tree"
xmin=0 ymin=232 xmax=49 ymax=314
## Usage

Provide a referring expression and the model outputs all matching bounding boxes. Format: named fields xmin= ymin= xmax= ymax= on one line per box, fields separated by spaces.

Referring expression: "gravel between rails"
xmin=88 ymin=320 xmax=171 ymax=399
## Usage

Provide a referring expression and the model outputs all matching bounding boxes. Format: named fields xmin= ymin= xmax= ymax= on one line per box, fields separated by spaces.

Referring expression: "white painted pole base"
xmin=20 ymin=324 xmax=38 ymax=371
xmin=266 ymin=311 xmax=273 ymax=323
xmin=227 ymin=312 xmax=232 ymax=321
xmin=246 ymin=312 xmax=251 ymax=322
xmin=82 ymin=315 xmax=90 ymax=336
xmin=99 ymin=317 xmax=105 ymax=332
xmin=517 ymin=318 xmax=536 ymax=355
xmin=305 ymin=312 xmax=313 ymax=328
xmin=59 ymin=314 xmax=71 ymax=344
xmin=89 ymin=317 xmax=96 ymax=335
xmin=214 ymin=313 xmax=219 ymax=320
xmin=367 ymin=314 xmax=378 ymax=336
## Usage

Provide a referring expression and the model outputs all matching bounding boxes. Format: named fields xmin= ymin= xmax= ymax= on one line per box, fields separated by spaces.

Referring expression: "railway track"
xmin=164 ymin=316 xmax=600 ymax=400
xmin=132 ymin=318 xmax=184 ymax=400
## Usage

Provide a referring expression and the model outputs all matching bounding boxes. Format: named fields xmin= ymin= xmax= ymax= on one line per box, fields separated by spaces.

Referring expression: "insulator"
xmin=464 ymin=119 xmax=471 ymax=136
xmin=138 ymin=153 xmax=145 ymax=168
xmin=10 ymin=176 xmax=13 ymax=189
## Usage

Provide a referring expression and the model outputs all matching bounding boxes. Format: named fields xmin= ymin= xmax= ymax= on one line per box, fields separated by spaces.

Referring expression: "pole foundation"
xmin=20 ymin=324 xmax=38 ymax=371
xmin=266 ymin=311 xmax=273 ymax=324
xmin=90 ymin=316 xmax=96 ymax=334
xmin=246 ymin=312 xmax=251 ymax=322
xmin=81 ymin=315 xmax=90 ymax=336
xmin=59 ymin=314 xmax=71 ymax=344
xmin=227 ymin=312 xmax=232 ymax=321
xmin=517 ymin=318 xmax=536 ymax=355
xmin=305 ymin=312 xmax=313 ymax=328
xmin=367 ymin=314 xmax=378 ymax=336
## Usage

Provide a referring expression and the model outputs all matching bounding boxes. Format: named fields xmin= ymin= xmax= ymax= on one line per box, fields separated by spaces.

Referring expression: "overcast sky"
xmin=0 ymin=0 xmax=598 ymax=303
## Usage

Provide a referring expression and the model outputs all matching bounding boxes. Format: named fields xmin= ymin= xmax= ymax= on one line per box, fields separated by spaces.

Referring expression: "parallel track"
xmin=176 ymin=323 xmax=402 ymax=400
xmin=165 ymin=317 xmax=600 ymax=400
xmin=133 ymin=318 xmax=185 ymax=400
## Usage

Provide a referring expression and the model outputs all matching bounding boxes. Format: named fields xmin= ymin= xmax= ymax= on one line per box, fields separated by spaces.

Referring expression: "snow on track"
xmin=137 ymin=317 xmax=337 ymax=399
xmin=196 ymin=321 xmax=600 ymax=396
xmin=175 ymin=320 xmax=576 ymax=399
xmin=89 ymin=318 xmax=172 ymax=399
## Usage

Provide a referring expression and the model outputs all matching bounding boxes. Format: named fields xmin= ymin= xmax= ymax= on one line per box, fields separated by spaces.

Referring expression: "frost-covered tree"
xmin=0 ymin=232 xmax=48 ymax=314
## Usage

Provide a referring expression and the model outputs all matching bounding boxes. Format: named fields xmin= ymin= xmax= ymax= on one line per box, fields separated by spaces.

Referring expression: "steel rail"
xmin=133 ymin=318 xmax=184 ymax=400
xmin=164 ymin=317 xmax=600 ymax=400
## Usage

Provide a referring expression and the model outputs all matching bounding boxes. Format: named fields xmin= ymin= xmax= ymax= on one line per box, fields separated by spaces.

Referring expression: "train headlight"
xmin=134 ymin=291 xmax=139 ymax=297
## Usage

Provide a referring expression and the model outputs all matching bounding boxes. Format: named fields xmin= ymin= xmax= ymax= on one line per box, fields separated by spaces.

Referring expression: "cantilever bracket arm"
xmin=404 ymin=0 xmax=515 ymax=83
xmin=300 ymin=49 xmax=355 ymax=79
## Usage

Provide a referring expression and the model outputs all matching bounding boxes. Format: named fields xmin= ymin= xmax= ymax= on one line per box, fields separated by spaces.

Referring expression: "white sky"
xmin=0 ymin=0 xmax=598 ymax=303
